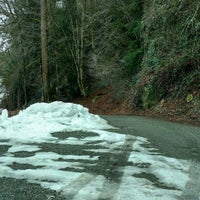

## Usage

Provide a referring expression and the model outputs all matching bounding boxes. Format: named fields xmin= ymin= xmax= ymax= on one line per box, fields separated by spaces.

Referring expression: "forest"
xmin=0 ymin=0 xmax=199 ymax=121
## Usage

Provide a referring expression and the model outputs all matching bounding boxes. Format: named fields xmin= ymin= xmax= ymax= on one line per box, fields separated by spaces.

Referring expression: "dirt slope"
xmin=73 ymin=88 xmax=200 ymax=127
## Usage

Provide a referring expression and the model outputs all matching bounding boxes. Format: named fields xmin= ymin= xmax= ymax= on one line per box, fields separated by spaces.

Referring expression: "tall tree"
xmin=40 ymin=0 xmax=49 ymax=101
xmin=47 ymin=0 xmax=89 ymax=98
xmin=0 ymin=0 xmax=41 ymax=109
xmin=64 ymin=0 xmax=88 ymax=96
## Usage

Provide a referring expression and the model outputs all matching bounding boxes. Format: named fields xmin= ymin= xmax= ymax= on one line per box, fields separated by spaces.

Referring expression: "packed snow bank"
xmin=0 ymin=101 xmax=113 ymax=142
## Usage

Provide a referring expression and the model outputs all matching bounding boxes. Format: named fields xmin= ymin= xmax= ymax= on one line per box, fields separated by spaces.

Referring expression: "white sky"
xmin=0 ymin=102 xmax=198 ymax=199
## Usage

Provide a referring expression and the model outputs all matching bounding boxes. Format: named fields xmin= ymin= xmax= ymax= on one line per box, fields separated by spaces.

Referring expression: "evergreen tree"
xmin=0 ymin=0 xmax=41 ymax=109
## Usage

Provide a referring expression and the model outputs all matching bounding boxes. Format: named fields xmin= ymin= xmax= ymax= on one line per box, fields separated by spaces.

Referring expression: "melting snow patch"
xmin=8 ymin=144 xmax=41 ymax=153
xmin=113 ymin=136 xmax=191 ymax=200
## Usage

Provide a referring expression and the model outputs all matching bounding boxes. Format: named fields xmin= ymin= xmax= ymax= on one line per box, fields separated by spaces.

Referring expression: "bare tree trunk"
xmin=64 ymin=0 xmax=87 ymax=97
xmin=78 ymin=0 xmax=87 ymax=96
xmin=40 ymin=0 xmax=49 ymax=102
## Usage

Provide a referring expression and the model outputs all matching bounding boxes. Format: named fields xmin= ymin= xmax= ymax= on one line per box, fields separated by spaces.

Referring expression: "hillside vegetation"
xmin=0 ymin=0 xmax=199 ymax=123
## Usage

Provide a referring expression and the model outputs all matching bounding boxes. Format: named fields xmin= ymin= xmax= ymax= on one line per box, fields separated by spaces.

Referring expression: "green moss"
xmin=141 ymin=86 xmax=163 ymax=109
xmin=186 ymin=94 xmax=193 ymax=103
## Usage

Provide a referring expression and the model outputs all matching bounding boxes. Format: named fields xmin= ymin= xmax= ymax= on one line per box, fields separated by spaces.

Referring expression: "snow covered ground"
xmin=0 ymin=102 xmax=198 ymax=199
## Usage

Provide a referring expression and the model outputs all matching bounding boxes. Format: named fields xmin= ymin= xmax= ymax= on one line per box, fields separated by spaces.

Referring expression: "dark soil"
xmin=73 ymin=88 xmax=200 ymax=127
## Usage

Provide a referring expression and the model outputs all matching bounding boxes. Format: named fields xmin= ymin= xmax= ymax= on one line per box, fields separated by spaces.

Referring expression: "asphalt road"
xmin=102 ymin=116 xmax=200 ymax=200
xmin=102 ymin=115 xmax=200 ymax=162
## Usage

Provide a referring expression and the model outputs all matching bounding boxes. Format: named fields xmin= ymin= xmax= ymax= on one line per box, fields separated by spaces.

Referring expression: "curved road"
xmin=102 ymin=115 xmax=200 ymax=200
xmin=102 ymin=115 xmax=200 ymax=161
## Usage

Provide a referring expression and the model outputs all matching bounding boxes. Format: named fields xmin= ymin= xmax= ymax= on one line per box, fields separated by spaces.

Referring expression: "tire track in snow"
xmin=97 ymin=135 xmax=136 ymax=200
xmin=60 ymin=134 xmax=136 ymax=200
xmin=61 ymin=173 xmax=95 ymax=200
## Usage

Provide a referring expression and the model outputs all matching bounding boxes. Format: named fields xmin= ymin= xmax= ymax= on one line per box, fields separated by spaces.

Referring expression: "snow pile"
xmin=0 ymin=101 xmax=112 ymax=142
xmin=1 ymin=109 xmax=8 ymax=120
